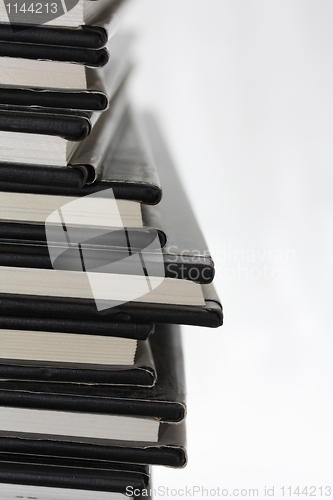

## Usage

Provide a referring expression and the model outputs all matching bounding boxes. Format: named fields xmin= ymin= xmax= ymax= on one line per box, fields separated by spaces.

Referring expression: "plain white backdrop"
xmin=123 ymin=1 xmax=333 ymax=497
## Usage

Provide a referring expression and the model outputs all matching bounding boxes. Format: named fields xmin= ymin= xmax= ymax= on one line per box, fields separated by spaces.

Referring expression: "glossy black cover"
xmin=0 ymin=421 xmax=187 ymax=467
xmin=0 ymin=281 xmax=222 ymax=328
xmin=0 ymin=41 xmax=109 ymax=66
xmin=0 ymin=24 xmax=108 ymax=48
xmin=0 ymin=164 xmax=88 ymax=188
xmin=0 ymin=313 xmax=154 ymax=340
xmin=0 ymin=87 xmax=108 ymax=109
xmin=0 ymin=107 xmax=92 ymax=140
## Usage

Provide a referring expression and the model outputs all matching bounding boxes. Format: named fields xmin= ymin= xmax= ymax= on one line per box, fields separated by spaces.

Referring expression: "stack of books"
xmin=0 ymin=1 xmax=223 ymax=499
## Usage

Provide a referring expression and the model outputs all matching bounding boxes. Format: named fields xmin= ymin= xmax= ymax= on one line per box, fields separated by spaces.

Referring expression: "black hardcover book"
xmin=0 ymin=105 xmax=105 ymax=169
xmin=0 ymin=334 xmax=157 ymax=386
xmin=0 ymin=421 xmax=187 ymax=468
xmin=0 ymin=41 xmax=109 ymax=66
xmin=0 ymin=105 xmax=93 ymax=139
xmin=0 ymin=280 xmax=222 ymax=328
xmin=0 ymin=24 xmax=110 ymax=48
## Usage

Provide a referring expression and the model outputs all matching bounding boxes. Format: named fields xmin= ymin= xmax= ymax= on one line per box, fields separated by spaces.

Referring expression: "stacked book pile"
xmin=0 ymin=1 xmax=223 ymax=498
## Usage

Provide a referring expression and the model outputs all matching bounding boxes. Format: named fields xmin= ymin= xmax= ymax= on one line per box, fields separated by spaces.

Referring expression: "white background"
xmin=124 ymin=1 xmax=333 ymax=497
